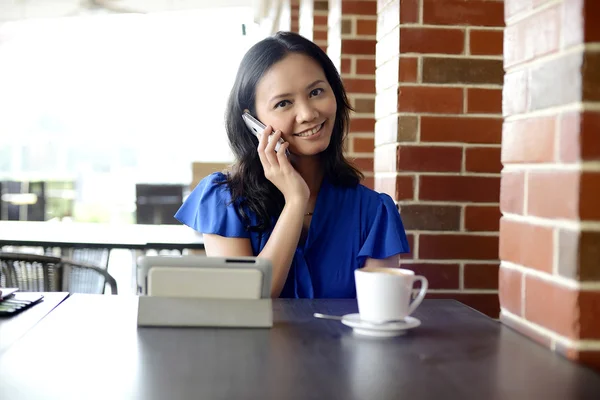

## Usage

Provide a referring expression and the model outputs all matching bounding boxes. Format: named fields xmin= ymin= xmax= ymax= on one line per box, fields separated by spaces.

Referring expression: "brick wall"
xmin=291 ymin=0 xmax=300 ymax=33
xmin=376 ymin=0 xmax=505 ymax=317
xmin=298 ymin=0 xmax=328 ymax=51
xmin=500 ymin=0 xmax=600 ymax=369
xmin=329 ymin=0 xmax=378 ymax=189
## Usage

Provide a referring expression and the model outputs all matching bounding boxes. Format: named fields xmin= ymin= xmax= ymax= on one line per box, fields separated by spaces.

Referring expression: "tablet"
xmin=136 ymin=255 xmax=272 ymax=299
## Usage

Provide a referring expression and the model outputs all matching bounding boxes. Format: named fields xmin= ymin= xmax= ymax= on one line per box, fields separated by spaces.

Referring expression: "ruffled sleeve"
xmin=357 ymin=193 xmax=410 ymax=261
xmin=174 ymin=172 xmax=250 ymax=238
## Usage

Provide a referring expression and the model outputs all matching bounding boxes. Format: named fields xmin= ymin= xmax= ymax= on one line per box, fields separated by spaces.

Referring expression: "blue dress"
xmin=175 ymin=172 xmax=410 ymax=298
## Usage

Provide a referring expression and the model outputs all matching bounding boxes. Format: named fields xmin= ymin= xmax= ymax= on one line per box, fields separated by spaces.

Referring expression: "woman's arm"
xmin=204 ymin=127 xmax=308 ymax=298
xmin=203 ymin=199 xmax=305 ymax=297
xmin=362 ymin=254 xmax=401 ymax=270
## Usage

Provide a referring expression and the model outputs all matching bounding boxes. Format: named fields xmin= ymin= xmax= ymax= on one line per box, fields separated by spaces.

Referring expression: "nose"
xmin=295 ymin=100 xmax=318 ymax=124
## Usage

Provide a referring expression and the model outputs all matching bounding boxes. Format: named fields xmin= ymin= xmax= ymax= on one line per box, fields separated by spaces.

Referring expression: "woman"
xmin=175 ymin=31 xmax=409 ymax=298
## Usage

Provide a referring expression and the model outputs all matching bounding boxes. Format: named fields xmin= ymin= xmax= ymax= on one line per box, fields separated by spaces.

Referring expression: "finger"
xmin=276 ymin=141 xmax=291 ymax=169
xmin=257 ymin=125 xmax=272 ymax=167
xmin=264 ymin=130 xmax=282 ymax=166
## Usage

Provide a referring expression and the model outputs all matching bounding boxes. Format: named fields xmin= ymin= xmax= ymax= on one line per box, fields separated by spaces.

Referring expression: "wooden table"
xmin=0 ymin=292 xmax=69 ymax=355
xmin=0 ymin=221 xmax=204 ymax=251
xmin=0 ymin=295 xmax=599 ymax=399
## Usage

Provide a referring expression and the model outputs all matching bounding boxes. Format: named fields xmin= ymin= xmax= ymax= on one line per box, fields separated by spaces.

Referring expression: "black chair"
xmin=0 ymin=252 xmax=118 ymax=294
xmin=135 ymin=184 xmax=184 ymax=225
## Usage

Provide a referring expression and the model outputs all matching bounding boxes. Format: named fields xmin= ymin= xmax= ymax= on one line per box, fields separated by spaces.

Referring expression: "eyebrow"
xmin=269 ymin=80 xmax=325 ymax=103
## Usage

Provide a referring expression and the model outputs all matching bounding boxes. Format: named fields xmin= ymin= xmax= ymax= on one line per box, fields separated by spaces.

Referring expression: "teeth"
xmin=297 ymin=123 xmax=322 ymax=137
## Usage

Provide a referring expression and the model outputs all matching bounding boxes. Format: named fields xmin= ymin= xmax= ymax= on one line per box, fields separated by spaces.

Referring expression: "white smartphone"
xmin=242 ymin=111 xmax=284 ymax=152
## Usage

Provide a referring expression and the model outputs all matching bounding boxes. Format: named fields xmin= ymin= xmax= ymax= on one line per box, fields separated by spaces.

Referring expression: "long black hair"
xmin=223 ymin=31 xmax=363 ymax=231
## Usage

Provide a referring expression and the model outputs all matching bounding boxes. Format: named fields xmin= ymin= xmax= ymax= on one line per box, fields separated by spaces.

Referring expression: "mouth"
xmin=293 ymin=122 xmax=325 ymax=138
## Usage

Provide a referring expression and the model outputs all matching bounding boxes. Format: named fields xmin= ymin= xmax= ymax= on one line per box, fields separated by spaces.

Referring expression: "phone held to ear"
xmin=242 ymin=111 xmax=285 ymax=153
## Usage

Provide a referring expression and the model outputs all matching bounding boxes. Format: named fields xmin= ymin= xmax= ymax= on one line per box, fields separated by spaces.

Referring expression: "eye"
xmin=310 ymin=88 xmax=324 ymax=97
xmin=274 ymin=100 xmax=291 ymax=109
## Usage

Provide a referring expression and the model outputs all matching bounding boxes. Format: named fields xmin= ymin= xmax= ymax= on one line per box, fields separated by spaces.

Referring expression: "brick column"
xmin=299 ymin=0 xmax=328 ymax=51
xmin=291 ymin=0 xmax=300 ymax=33
xmin=329 ymin=0 xmax=378 ymax=189
xmin=500 ymin=0 xmax=600 ymax=369
xmin=376 ymin=0 xmax=505 ymax=317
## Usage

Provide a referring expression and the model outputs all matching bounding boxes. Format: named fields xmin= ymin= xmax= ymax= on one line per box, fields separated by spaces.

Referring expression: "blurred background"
xmin=0 ymin=0 xmax=272 ymax=224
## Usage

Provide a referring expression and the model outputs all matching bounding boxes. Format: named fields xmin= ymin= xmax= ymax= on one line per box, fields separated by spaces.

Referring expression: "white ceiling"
xmin=0 ymin=0 xmax=255 ymax=22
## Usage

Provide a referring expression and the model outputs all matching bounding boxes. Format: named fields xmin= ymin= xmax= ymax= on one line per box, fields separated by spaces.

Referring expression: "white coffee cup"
xmin=354 ymin=267 xmax=428 ymax=323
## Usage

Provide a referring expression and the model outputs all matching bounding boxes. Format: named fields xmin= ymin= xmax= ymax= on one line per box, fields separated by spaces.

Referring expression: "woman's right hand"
xmin=257 ymin=126 xmax=310 ymax=205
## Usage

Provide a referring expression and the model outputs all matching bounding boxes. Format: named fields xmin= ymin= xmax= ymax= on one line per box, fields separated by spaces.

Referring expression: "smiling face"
xmin=254 ymin=52 xmax=337 ymax=157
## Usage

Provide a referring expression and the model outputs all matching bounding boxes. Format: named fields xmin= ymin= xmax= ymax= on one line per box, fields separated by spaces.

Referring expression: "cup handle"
xmin=407 ymin=275 xmax=428 ymax=316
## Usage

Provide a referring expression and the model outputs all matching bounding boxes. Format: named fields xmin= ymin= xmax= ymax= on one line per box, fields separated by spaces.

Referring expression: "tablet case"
xmin=136 ymin=255 xmax=273 ymax=328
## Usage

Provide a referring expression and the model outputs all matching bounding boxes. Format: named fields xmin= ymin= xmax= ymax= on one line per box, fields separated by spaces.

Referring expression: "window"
xmin=0 ymin=7 xmax=263 ymax=222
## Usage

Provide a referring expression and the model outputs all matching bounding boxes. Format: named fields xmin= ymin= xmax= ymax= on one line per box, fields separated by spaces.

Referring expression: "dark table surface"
xmin=0 ymin=292 xmax=69 ymax=355
xmin=0 ymin=295 xmax=599 ymax=400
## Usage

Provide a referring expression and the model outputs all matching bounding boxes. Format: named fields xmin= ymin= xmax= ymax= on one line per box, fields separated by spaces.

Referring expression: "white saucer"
xmin=341 ymin=314 xmax=421 ymax=337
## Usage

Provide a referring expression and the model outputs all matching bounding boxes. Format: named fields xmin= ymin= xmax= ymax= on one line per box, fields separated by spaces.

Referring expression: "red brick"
xmin=401 ymin=233 xmax=415 ymax=260
xmin=465 ymin=205 xmax=501 ymax=232
xmin=464 ymin=263 xmax=499 ymax=289
xmin=356 ymin=58 xmax=376 ymax=75
xmin=419 ymin=234 xmax=499 ymax=260
xmin=500 ymin=170 xmax=525 ymax=215
xmin=584 ymin=0 xmax=600 ymax=43
xmin=527 ymin=170 xmax=579 ymax=220
xmin=362 ymin=176 xmax=374 ymax=190
xmin=421 ymin=116 xmax=502 ymax=144
xmin=425 ymin=293 xmax=500 ymax=318
xmin=402 ymin=263 xmax=460 ymax=289
xmin=352 ymin=156 xmax=374 ymax=173
xmin=399 ymin=57 xmax=418 ymax=82
xmin=314 ymin=30 xmax=327 ymax=41
xmin=344 ymin=78 xmax=375 ymax=94
xmin=499 ymin=218 xmax=554 ymax=273
xmin=400 ymin=27 xmax=465 ymax=54
xmin=470 ymin=29 xmax=503 ymax=56
xmin=342 ymin=39 xmax=377 ymax=55
xmin=423 ymin=0 xmax=505 ymax=27
xmin=498 ymin=266 xmax=523 ymax=316
xmin=398 ymin=86 xmax=463 ymax=113
xmin=350 ymin=117 xmax=375 ymax=133
xmin=419 ymin=176 xmax=501 ymax=203
xmin=579 ymin=290 xmax=600 ymax=340
xmin=525 ymin=276 xmax=579 ymax=339
xmin=398 ymin=145 xmax=463 ymax=172
xmin=580 ymin=172 xmax=600 ymax=221
xmin=467 ymin=88 xmax=502 ymax=114
xmin=357 ymin=19 xmax=377 ymax=36
xmin=314 ymin=15 xmax=327 ymax=26
xmin=375 ymin=175 xmax=415 ymax=201
xmin=502 ymin=116 xmax=556 ymax=163
xmin=353 ymin=137 xmax=374 ymax=153
xmin=560 ymin=111 xmax=600 ymax=162
xmin=400 ymin=204 xmax=461 ymax=231
xmin=341 ymin=58 xmax=352 ymax=74
xmin=465 ymin=147 xmax=502 ymax=173
xmin=400 ymin=0 xmax=419 ymax=23
xmin=342 ymin=1 xmax=377 ymax=14
xmin=423 ymin=57 xmax=503 ymax=85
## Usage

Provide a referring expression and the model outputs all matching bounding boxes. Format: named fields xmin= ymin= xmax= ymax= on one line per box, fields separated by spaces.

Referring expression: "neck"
xmin=290 ymin=154 xmax=323 ymax=196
